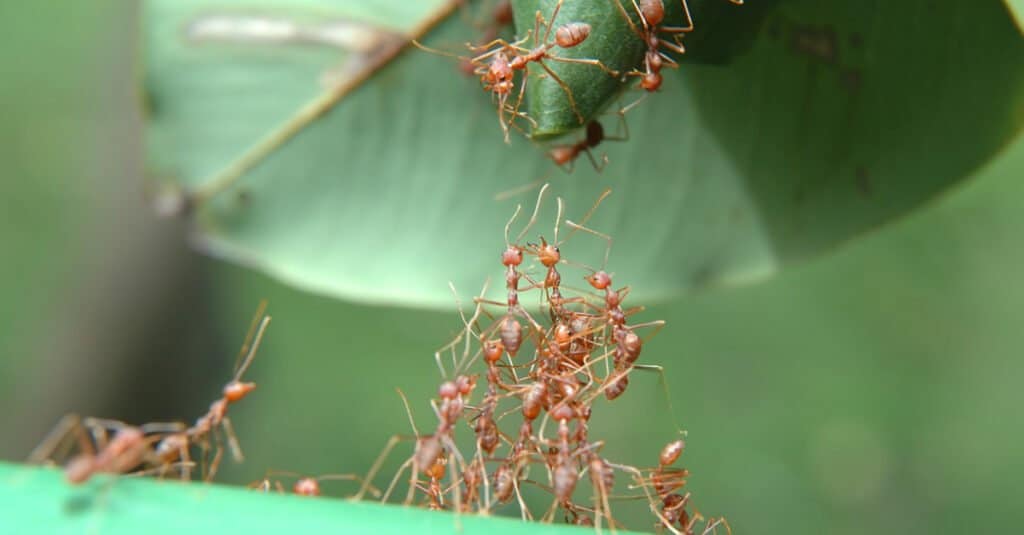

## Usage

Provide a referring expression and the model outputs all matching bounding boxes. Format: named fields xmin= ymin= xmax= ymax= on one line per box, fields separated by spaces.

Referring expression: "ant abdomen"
xmin=555 ymin=22 xmax=591 ymax=49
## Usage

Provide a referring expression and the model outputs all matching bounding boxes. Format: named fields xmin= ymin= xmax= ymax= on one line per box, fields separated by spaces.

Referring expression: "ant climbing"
xmin=457 ymin=0 xmax=515 ymax=77
xmin=545 ymin=98 xmax=644 ymax=172
xmin=613 ymin=0 xmax=693 ymax=92
xmin=416 ymin=0 xmax=618 ymax=142
xmin=615 ymin=0 xmax=744 ymax=92
xmin=154 ymin=302 xmax=271 ymax=481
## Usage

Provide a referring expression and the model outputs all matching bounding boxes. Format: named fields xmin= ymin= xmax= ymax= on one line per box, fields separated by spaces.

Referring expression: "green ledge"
xmin=0 ymin=461 xmax=646 ymax=534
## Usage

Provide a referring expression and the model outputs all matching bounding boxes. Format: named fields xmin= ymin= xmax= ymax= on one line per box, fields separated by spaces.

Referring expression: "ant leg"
xmin=379 ymin=456 xmax=415 ymax=503
xmin=206 ymin=444 xmax=225 ymax=482
xmin=661 ymin=0 xmax=696 ymax=34
xmin=564 ymin=218 xmax=614 ymax=273
xmin=512 ymin=477 xmax=534 ymax=521
xmin=532 ymin=0 xmax=564 ymax=47
xmin=496 ymin=92 xmax=512 ymax=143
xmin=28 ymin=414 xmax=90 ymax=463
xmin=232 ymin=300 xmax=268 ymax=372
xmin=176 ymin=443 xmax=193 ymax=481
xmin=504 ymin=68 xmax=533 ymax=139
xmin=220 ymin=416 xmax=245 ymax=463
xmin=513 ymin=182 xmax=551 ymax=245
xmin=131 ymin=461 xmax=197 ymax=479
xmin=466 ymin=34 xmax=530 ymax=55
xmin=139 ymin=422 xmax=187 ymax=434
xmin=231 ymin=315 xmax=271 ymax=383
xmin=582 ymin=148 xmax=609 ymax=172
xmin=611 ymin=0 xmax=643 ymax=35
xmin=535 ymin=61 xmax=584 ymax=124
xmin=315 ymin=474 xmax=381 ymax=498
xmin=613 ymin=93 xmax=649 ymax=131
xmin=630 ymin=361 xmax=685 ymax=434
xmin=546 ymin=55 xmax=620 ymax=77
xmin=354 ymin=434 xmax=417 ymax=500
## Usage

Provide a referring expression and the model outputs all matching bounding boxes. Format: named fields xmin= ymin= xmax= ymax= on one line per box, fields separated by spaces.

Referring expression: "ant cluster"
xmin=29 ymin=305 xmax=272 ymax=487
xmin=360 ymin=185 xmax=728 ymax=534
xmin=430 ymin=0 xmax=744 ymax=173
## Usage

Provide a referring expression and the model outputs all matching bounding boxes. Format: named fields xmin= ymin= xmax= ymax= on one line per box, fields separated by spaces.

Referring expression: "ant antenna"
xmin=232 ymin=315 xmax=271 ymax=383
xmin=513 ymin=183 xmax=551 ymax=245
xmin=395 ymin=388 xmax=422 ymax=437
xmin=504 ymin=204 xmax=523 ymax=247
xmin=553 ymin=196 xmax=565 ymax=245
xmin=232 ymin=300 xmax=268 ymax=372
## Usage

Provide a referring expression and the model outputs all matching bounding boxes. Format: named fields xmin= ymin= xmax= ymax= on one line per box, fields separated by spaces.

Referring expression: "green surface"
xmin=1006 ymin=0 xmax=1024 ymax=31
xmin=0 ymin=462 xmax=634 ymax=534
xmin=6 ymin=2 xmax=1024 ymax=534
xmin=143 ymin=0 xmax=1024 ymax=309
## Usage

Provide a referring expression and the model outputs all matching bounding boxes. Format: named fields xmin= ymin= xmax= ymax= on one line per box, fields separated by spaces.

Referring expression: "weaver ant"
xmin=417 ymin=0 xmax=617 ymax=142
xmin=615 ymin=0 xmax=744 ymax=91
xmin=155 ymin=303 xmax=271 ymax=481
xmin=457 ymin=0 xmax=515 ymax=77
xmin=30 ymin=415 xmax=187 ymax=484
xmin=250 ymin=469 xmax=379 ymax=498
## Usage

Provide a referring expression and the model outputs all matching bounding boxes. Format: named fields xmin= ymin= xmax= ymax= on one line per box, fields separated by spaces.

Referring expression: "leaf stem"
xmin=189 ymin=0 xmax=464 ymax=206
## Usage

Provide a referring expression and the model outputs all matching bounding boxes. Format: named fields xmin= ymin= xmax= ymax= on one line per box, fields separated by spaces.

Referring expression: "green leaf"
xmin=512 ymin=0 xmax=771 ymax=138
xmin=1005 ymin=0 xmax=1024 ymax=32
xmin=144 ymin=0 xmax=1024 ymax=309
xmin=0 ymin=461 xmax=640 ymax=534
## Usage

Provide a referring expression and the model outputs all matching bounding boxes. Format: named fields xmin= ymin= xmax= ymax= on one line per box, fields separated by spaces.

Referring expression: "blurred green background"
xmin=2 ymin=2 xmax=1023 ymax=534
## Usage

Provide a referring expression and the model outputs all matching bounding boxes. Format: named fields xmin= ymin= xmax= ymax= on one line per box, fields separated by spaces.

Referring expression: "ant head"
xmin=536 ymin=237 xmax=561 ymax=267
xmin=508 ymin=55 xmax=527 ymax=70
xmin=224 ymin=381 xmax=256 ymax=403
xmin=293 ymin=477 xmax=321 ymax=497
xmin=425 ymin=457 xmax=447 ymax=481
xmin=501 ymin=246 xmax=523 ymax=267
xmin=455 ymin=375 xmax=476 ymax=396
xmin=483 ymin=340 xmax=504 ymax=363
xmin=641 ymin=71 xmax=663 ymax=92
xmin=586 ymin=270 xmax=613 ymax=290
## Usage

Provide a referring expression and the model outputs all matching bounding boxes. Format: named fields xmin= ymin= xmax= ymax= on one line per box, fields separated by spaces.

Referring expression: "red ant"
xmin=29 ymin=415 xmax=187 ymax=484
xmin=417 ymin=0 xmax=617 ymax=142
xmin=363 ymin=378 xmax=474 ymax=513
xmin=545 ymin=98 xmax=644 ymax=172
xmin=250 ymin=470 xmax=379 ymax=498
xmin=613 ymin=0 xmax=693 ymax=92
xmin=155 ymin=303 xmax=271 ymax=481
xmin=615 ymin=0 xmax=743 ymax=92
xmin=457 ymin=0 xmax=515 ymax=77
